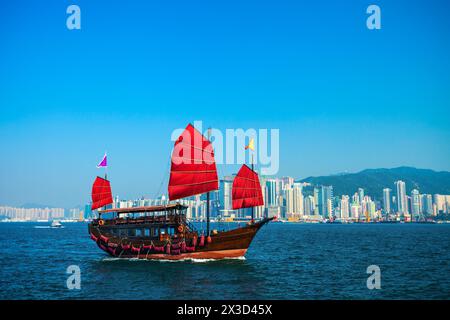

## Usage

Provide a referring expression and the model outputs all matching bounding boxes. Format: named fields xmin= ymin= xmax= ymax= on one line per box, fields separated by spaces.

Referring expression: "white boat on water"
xmin=51 ymin=220 xmax=63 ymax=228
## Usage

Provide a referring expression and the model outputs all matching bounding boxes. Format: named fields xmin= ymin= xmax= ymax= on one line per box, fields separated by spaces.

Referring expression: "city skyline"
xmin=0 ymin=164 xmax=449 ymax=209
xmin=1 ymin=164 xmax=449 ymax=209
xmin=2 ymin=172 xmax=449 ymax=222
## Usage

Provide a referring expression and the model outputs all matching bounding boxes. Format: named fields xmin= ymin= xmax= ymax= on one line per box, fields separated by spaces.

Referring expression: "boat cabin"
xmin=93 ymin=203 xmax=196 ymax=241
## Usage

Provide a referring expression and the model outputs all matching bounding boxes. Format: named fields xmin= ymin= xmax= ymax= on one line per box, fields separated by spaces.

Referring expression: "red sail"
xmin=232 ymin=165 xmax=264 ymax=210
xmin=168 ymin=124 xmax=219 ymax=200
xmin=91 ymin=176 xmax=113 ymax=210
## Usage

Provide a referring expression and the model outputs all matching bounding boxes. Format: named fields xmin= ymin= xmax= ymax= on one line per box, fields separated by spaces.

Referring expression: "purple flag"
xmin=97 ymin=153 xmax=107 ymax=168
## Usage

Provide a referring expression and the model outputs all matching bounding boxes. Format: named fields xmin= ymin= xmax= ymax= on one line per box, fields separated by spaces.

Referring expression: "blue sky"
xmin=1 ymin=0 xmax=449 ymax=208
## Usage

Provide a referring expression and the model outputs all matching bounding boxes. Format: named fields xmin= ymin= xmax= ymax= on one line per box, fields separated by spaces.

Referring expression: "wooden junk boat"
xmin=88 ymin=124 xmax=273 ymax=260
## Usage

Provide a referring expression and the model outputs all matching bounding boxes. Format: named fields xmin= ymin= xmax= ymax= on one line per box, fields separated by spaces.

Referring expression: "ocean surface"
xmin=0 ymin=222 xmax=449 ymax=300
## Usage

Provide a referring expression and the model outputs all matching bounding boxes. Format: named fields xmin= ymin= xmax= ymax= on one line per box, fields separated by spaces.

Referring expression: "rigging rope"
xmin=153 ymin=147 xmax=173 ymax=200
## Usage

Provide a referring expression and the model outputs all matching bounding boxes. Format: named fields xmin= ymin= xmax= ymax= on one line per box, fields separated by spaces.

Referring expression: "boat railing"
xmin=95 ymin=213 xmax=186 ymax=226
xmin=184 ymin=219 xmax=197 ymax=233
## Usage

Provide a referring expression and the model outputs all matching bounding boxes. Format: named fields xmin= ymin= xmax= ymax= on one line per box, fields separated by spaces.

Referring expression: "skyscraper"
xmin=281 ymin=176 xmax=294 ymax=190
xmin=318 ymin=186 xmax=333 ymax=218
xmin=265 ymin=179 xmax=278 ymax=207
xmin=358 ymin=188 xmax=365 ymax=204
xmin=84 ymin=204 xmax=92 ymax=219
xmin=423 ymin=194 xmax=433 ymax=215
xmin=293 ymin=183 xmax=304 ymax=216
xmin=284 ymin=183 xmax=303 ymax=217
xmin=304 ymin=195 xmax=315 ymax=216
xmin=383 ymin=188 xmax=391 ymax=214
xmin=219 ymin=176 xmax=234 ymax=216
xmin=395 ymin=180 xmax=408 ymax=215
xmin=411 ymin=189 xmax=421 ymax=218
xmin=351 ymin=203 xmax=360 ymax=219
xmin=313 ymin=187 xmax=320 ymax=215
xmin=327 ymin=199 xmax=333 ymax=219
xmin=340 ymin=195 xmax=350 ymax=219
xmin=285 ymin=187 xmax=294 ymax=215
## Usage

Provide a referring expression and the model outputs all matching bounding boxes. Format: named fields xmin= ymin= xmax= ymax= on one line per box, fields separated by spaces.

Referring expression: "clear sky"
xmin=1 ymin=0 xmax=449 ymax=208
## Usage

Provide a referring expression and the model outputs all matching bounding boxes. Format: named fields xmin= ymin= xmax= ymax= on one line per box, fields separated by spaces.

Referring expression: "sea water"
xmin=0 ymin=222 xmax=449 ymax=299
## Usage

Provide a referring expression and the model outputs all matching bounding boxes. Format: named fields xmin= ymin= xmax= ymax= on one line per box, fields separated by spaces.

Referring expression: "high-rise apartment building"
xmin=395 ymin=180 xmax=408 ymax=215
xmin=383 ymin=188 xmax=391 ymax=214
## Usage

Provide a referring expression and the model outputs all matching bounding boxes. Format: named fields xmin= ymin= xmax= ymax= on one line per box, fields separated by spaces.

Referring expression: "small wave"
xmin=34 ymin=226 xmax=64 ymax=229
xmin=188 ymin=256 xmax=246 ymax=263
xmin=101 ymin=257 xmax=148 ymax=262
xmin=102 ymin=257 xmax=120 ymax=261
xmin=101 ymin=256 xmax=246 ymax=263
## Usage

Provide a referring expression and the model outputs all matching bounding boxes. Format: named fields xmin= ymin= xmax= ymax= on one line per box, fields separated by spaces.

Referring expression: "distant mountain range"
xmin=300 ymin=167 xmax=450 ymax=200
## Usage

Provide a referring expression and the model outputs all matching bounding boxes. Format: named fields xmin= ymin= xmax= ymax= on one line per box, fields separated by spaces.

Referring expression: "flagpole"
xmin=251 ymin=153 xmax=254 ymax=222
xmin=245 ymin=139 xmax=256 ymax=223
xmin=105 ymin=152 xmax=108 ymax=180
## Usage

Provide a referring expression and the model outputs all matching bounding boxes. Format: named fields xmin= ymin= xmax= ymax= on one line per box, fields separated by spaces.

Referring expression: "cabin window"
xmin=168 ymin=227 xmax=174 ymax=235
xmin=144 ymin=229 xmax=150 ymax=237
xmin=135 ymin=229 xmax=142 ymax=237
xmin=128 ymin=229 xmax=136 ymax=237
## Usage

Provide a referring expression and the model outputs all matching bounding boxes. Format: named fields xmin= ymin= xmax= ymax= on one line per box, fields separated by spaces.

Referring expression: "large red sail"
xmin=91 ymin=176 xmax=113 ymax=210
xmin=232 ymin=165 xmax=264 ymax=210
xmin=168 ymin=124 xmax=219 ymax=200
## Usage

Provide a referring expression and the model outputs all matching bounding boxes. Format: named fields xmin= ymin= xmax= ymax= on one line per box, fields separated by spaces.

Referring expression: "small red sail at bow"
xmin=232 ymin=165 xmax=264 ymax=210
xmin=91 ymin=176 xmax=113 ymax=210
xmin=168 ymin=124 xmax=219 ymax=201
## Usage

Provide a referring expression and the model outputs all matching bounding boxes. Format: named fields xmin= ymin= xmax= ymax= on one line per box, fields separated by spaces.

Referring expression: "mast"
xmin=251 ymin=153 xmax=254 ymax=221
xmin=206 ymin=191 xmax=210 ymax=235
xmin=104 ymin=162 xmax=107 ymax=213
xmin=206 ymin=127 xmax=211 ymax=236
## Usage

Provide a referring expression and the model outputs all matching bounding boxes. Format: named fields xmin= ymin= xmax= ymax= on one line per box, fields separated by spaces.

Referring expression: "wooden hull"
xmin=88 ymin=218 xmax=272 ymax=260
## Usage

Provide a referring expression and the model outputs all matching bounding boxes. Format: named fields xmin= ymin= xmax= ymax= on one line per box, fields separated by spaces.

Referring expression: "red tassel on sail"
xmin=91 ymin=176 xmax=113 ymax=210
xmin=232 ymin=165 xmax=264 ymax=210
xmin=168 ymin=124 xmax=219 ymax=200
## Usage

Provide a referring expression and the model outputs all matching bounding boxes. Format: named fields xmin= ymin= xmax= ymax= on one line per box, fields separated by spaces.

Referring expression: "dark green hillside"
xmin=301 ymin=167 xmax=450 ymax=199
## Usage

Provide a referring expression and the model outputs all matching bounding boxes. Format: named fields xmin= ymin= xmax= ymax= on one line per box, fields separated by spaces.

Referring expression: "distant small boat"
xmin=51 ymin=220 xmax=62 ymax=228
